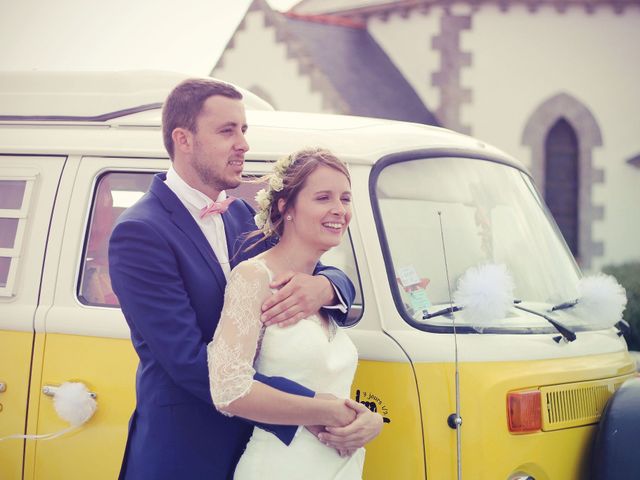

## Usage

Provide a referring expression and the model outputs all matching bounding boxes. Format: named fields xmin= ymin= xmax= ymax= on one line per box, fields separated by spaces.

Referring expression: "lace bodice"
xmin=207 ymin=257 xmax=351 ymax=411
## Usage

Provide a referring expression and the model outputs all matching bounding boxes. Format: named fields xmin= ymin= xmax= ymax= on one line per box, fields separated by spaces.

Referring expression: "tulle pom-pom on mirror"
xmin=453 ymin=263 xmax=515 ymax=330
xmin=575 ymin=274 xmax=627 ymax=329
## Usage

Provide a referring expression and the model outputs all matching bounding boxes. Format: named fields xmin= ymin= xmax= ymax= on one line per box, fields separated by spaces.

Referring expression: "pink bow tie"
xmin=199 ymin=196 xmax=236 ymax=218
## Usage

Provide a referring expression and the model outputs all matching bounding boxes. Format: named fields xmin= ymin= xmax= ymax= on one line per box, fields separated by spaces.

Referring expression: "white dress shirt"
xmin=165 ymin=166 xmax=232 ymax=279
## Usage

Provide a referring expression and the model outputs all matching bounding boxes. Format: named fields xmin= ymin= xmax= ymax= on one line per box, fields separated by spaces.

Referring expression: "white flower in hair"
xmin=269 ymin=175 xmax=284 ymax=192
xmin=254 ymin=211 xmax=268 ymax=230
xmin=252 ymin=154 xmax=295 ymax=236
xmin=274 ymin=154 xmax=293 ymax=175
xmin=255 ymin=188 xmax=271 ymax=210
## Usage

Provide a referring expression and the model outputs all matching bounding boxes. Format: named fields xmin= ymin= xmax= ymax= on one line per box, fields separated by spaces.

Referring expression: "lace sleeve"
xmin=207 ymin=260 xmax=271 ymax=414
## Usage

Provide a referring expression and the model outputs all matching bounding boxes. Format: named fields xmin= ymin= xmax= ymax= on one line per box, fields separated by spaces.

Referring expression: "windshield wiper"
xmin=551 ymin=299 xmax=578 ymax=311
xmin=422 ymin=302 xmax=578 ymax=344
xmin=615 ymin=319 xmax=631 ymax=338
xmin=423 ymin=305 xmax=462 ymax=319
xmin=513 ymin=301 xmax=576 ymax=343
xmin=552 ymin=299 xmax=629 ymax=338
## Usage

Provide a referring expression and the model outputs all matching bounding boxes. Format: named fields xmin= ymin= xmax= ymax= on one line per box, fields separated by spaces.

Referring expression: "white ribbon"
xmin=0 ymin=382 xmax=97 ymax=442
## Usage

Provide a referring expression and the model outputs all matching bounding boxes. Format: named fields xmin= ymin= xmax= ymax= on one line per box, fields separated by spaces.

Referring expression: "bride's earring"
xmin=286 ymin=215 xmax=292 ymax=221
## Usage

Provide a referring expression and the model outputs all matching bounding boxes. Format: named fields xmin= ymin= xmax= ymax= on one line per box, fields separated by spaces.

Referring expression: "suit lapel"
xmin=150 ymin=174 xmax=227 ymax=291
xmin=222 ymin=199 xmax=265 ymax=269
xmin=222 ymin=201 xmax=246 ymax=270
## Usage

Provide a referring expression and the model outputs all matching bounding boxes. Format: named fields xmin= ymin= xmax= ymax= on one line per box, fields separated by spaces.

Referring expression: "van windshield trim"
xmin=369 ymin=149 xmax=596 ymax=335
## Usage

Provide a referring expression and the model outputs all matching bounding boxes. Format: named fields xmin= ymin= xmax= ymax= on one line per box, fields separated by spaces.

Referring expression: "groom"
xmin=109 ymin=78 xmax=360 ymax=479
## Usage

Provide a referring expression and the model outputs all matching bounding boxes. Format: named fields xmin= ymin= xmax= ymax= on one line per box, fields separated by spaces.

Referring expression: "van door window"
xmin=79 ymin=172 xmax=153 ymax=307
xmin=0 ymin=177 xmax=34 ymax=296
xmin=78 ymin=170 xmax=363 ymax=323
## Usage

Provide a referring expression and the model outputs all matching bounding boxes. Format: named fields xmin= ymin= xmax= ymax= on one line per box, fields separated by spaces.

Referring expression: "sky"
xmin=0 ymin=0 xmax=299 ymax=75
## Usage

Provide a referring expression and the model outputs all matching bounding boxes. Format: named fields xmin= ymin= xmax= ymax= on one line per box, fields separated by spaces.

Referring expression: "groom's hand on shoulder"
xmin=261 ymin=272 xmax=333 ymax=327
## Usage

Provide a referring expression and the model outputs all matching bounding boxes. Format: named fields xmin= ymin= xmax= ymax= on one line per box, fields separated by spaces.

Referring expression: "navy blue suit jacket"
xmin=109 ymin=174 xmax=355 ymax=479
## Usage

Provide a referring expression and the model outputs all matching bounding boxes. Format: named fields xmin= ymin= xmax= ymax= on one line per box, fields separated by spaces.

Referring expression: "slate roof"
xmin=282 ymin=13 xmax=439 ymax=125
xmin=291 ymin=0 xmax=640 ymax=16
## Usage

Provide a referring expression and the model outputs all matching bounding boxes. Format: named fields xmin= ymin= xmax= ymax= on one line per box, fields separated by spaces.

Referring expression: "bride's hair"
xmin=246 ymin=147 xmax=350 ymax=248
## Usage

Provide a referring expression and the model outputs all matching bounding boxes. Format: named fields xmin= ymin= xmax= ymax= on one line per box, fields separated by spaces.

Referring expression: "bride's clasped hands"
xmin=308 ymin=393 xmax=384 ymax=458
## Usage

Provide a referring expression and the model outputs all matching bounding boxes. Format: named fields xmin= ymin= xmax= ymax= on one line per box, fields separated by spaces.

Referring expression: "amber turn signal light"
xmin=507 ymin=390 xmax=542 ymax=433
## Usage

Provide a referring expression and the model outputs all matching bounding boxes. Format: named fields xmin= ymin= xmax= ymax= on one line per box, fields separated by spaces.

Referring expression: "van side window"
xmin=78 ymin=172 xmax=154 ymax=307
xmin=0 ymin=178 xmax=33 ymax=296
xmin=227 ymin=179 xmax=364 ymax=325
xmin=79 ymin=171 xmax=363 ymax=322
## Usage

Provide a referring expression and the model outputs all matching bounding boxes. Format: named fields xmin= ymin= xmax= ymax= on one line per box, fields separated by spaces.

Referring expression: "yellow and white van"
xmin=0 ymin=72 xmax=636 ymax=480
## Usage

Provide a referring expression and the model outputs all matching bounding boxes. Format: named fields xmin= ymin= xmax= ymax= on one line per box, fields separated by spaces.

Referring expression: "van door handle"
xmin=0 ymin=381 xmax=6 ymax=393
xmin=42 ymin=384 xmax=97 ymax=399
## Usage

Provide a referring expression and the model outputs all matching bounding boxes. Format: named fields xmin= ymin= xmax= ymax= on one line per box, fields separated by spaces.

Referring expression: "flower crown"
xmin=253 ymin=154 xmax=295 ymax=236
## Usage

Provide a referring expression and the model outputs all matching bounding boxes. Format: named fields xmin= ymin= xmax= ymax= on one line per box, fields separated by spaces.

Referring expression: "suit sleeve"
xmin=109 ymin=218 xmax=213 ymax=402
xmin=314 ymin=264 xmax=356 ymax=326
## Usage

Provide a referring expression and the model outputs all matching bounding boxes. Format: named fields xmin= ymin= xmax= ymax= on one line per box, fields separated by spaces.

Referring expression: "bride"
xmin=207 ymin=148 xmax=382 ymax=479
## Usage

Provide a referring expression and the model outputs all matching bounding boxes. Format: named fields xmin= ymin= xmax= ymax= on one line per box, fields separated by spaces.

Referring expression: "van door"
xmin=0 ymin=155 xmax=66 ymax=480
xmin=23 ymin=157 xmax=167 ymax=480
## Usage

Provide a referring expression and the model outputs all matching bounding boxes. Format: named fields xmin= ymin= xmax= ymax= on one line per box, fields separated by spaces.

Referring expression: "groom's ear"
xmin=173 ymin=128 xmax=193 ymax=154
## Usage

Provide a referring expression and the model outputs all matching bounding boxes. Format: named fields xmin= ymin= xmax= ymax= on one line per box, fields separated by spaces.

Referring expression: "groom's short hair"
xmin=162 ymin=78 xmax=243 ymax=159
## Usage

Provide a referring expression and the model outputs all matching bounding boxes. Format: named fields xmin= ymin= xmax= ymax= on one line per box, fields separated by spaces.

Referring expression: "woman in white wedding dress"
xmin=207 ymin=148 xmax=382 ymax=479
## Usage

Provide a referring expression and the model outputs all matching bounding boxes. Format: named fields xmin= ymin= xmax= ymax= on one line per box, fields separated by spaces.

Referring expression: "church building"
xmin=213 ymin=0 xmax=640 ymax=271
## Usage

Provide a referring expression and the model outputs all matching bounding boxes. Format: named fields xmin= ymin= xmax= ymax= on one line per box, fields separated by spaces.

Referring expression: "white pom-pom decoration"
xmin=53 ymin=382 xmax=97 ymax=427
xmin=576 ymin=274 xmax=627 ymax=329
xmin=453 ymin=263 xmax=515 ymax=328
xmin=0 ymin=381 xmax=97 ymax=442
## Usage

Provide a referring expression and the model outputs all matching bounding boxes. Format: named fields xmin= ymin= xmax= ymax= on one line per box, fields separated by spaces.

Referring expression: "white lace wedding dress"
xmin=207 ymin=257 xmax=365 ymax=480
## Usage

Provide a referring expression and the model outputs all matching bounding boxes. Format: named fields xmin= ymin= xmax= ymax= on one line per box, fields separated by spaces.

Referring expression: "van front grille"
xmin=541 ymin=377 xmax=628 ymax=431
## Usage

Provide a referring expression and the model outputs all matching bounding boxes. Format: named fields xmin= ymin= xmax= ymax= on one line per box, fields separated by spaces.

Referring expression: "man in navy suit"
xmin=109 ymin=79 xmax=357 ymax=479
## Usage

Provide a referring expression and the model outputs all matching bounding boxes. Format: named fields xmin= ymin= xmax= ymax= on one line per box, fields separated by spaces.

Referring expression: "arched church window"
xmin=544 ymin=119 xmax=579 ymax=257
xmin=522 ymin=92 xmax=603 ymax=269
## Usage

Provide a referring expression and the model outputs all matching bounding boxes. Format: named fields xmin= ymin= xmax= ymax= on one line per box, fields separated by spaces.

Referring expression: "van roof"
xmin=0 ymin=71 xmax=522 ymax=170
xmin=0 ymin=71 xmax=274 ymax=120
xmin=246 ymin=110 xmax=517 ymax=166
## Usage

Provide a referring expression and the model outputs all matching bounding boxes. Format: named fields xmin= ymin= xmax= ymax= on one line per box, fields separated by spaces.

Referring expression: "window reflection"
xmin=79 ymin=172 xmax=153 ymax=307
xmin=0 ymin=218 xmax=18 ymax=248
xmin=0 ymin=257 xmax=10 ymax=288
xmin=375 ymin=157 xmax=581 ymax=329
xmin=0 ymin=180 xmax=25 ymax=209
xmin=0 ymin=179 xmax=28 ymax=295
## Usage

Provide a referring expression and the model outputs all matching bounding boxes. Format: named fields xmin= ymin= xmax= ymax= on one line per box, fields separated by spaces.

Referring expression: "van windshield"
xmin=374 ymin=156 xmax=587 ymax=332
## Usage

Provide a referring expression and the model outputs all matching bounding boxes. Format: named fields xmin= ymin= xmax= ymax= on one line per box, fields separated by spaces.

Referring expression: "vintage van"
xmin=0 ymin=71 xmax=636 ymax=480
